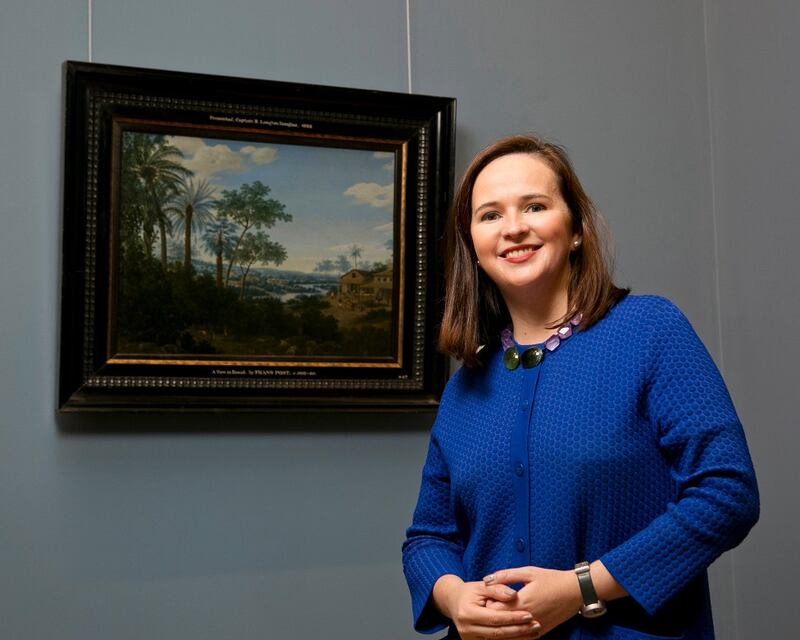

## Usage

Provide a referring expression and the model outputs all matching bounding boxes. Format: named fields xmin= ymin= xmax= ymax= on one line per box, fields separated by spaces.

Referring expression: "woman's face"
xmin=470 ymin=153 xmax=578 ymax=299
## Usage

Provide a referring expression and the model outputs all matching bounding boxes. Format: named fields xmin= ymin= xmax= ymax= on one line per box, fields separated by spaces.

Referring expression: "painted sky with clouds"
xmin=164 ymin=134 xmax=395 ymax=273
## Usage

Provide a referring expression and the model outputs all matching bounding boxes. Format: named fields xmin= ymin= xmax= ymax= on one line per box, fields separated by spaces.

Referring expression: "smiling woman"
xmin=402 ymin=134 xmax=759 ymax=640
xmin=469 ymin=153 xmax=579 ymax=341
xmin=439 ymin=135 xmax=625 ymax=366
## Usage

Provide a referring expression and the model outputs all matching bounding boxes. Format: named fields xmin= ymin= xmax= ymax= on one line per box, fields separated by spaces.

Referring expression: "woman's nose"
xmin=501 ymin=212 xmax=530 ymax=238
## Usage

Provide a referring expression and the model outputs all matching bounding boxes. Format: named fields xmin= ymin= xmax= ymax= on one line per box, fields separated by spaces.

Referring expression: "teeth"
xmin=504 ymin=247 xmax=535 ymax=258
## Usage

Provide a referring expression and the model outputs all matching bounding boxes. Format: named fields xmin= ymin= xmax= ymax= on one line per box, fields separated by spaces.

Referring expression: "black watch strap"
xmin=574 ymin=561 xmax=607 ymax=618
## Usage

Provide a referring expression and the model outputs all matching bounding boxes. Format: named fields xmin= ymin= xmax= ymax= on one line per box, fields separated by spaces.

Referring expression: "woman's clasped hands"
xmin=433 ymin=571 xmax=553 ymax=640
xmin=483 ymin=566 xmax=585 ymax=638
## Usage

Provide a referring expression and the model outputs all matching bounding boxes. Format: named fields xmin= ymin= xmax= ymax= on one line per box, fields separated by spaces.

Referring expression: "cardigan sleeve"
xmin=600 ymin=298 xmax=759 ymax=615
xmin=402 ymin=421 xmax=467 ymax=634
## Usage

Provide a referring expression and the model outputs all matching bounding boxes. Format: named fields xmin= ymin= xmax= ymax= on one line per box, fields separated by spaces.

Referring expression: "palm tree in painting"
xmin=123 ymin=133 xmax=191 ymax=266
xmin=170 ymin=177 xmax=217 ymax=272
xmin=349 ymin=244 xmax=363 ymax=270
xmin=202 ymin=217 xmax=237 ymax=288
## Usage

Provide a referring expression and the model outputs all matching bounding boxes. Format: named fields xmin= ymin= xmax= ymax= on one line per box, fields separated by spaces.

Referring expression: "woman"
xmin=402 ymin=134 xmax=758 ymax=640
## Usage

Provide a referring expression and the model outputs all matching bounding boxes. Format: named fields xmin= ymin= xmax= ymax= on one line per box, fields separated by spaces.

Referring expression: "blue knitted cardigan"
xmin=402 ymin=295 xmax=759 ymax=640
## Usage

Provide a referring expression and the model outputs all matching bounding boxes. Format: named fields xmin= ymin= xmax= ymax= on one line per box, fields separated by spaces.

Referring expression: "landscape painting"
xmin=113 ymin=129 xmax=399 ymax=362
xmin=60 ymin=62 xmax=454 ymax=410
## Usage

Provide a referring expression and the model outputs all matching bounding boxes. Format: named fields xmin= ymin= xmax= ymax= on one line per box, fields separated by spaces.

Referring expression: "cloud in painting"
xmin=343 ymin=182 xmax=393 ymax=209
xmin=241 ymin=145 xmax=278 ymax=165
xmin=373 ymin=222 xmax=394 ymax=235
xmin=373 ymin=151 xmax=395 ymax=172
xmin=167 ymin=136 xmax=246 ymax=180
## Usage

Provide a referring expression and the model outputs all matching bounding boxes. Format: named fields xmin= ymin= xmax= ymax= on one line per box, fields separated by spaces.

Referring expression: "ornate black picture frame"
xmin=59 ymin=61 xmax=455 ymax=412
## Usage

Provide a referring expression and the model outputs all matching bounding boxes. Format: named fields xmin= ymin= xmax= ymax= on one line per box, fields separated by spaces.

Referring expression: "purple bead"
xmin=570 ymin=313 xmax=583 ymax=326
xmin=501 ymin=327 xmax=515 ymax=350
xmin=557 ymin=325 xmax=573 ymax=339
xmin=545 ymin=335 xmax=561 ymax=352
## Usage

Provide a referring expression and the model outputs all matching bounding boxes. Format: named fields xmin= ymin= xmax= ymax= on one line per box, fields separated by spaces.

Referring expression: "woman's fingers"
xmin=481 ymin=583 xmax=519 ymax=602
xmin=483 ymin=567 xmax=537 ymax=586
xmin=485 ymin=598 xmax=513 ymax=611
xmin=451 ymin=580 xmax=541 ymax=640
xmin=463 ymin=619 xmax=542 ymax=640
xmin=456 ymin=601 xmax=533 ymax=628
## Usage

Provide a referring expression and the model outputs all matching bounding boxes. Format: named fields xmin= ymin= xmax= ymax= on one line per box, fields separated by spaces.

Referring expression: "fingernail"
xmin=483 ymin=573 xmax=495 ymax=583
xmin=531 ymin=621 xmax=542 ymax=630
xmin=522 ymin=613 xmax=533 ymax=622
xmin=504 ymin=587 xmax=516 ymax=596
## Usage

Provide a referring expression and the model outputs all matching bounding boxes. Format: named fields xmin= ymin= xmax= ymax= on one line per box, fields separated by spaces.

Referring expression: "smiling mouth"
xmin=501 ymin=245 xmax=540 ymax=259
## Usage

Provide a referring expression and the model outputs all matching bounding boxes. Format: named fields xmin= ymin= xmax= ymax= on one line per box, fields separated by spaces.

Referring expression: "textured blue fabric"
xmin=402 ymin=295 xmax=759 ymax=639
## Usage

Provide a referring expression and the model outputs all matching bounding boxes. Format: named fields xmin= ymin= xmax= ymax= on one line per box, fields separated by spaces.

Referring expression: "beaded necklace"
xmin=501 ymin=313 xmax=582 ymax=370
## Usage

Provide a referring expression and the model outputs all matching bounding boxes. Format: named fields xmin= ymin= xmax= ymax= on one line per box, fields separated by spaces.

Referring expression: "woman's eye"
xmin=480 ymin=211 xmax=500 ymax=222
xmin=525 ymin=203 xmax=545 ymax=213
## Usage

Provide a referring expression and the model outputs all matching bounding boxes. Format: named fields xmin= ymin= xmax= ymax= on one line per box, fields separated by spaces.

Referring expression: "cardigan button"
xmin=515 ymin=538 xmax=526 ymax=552
xmin=514 ymin=462 xmax=525 ymax=477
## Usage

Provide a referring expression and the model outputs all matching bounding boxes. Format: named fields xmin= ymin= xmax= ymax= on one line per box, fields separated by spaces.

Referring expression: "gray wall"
xmin=0 ymin=1 xmax=794 ymax=638
xmin=705 ymin=2 xmax=800 ymax=638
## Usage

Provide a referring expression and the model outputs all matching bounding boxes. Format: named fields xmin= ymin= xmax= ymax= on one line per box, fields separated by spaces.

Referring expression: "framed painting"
xmin=59 ymin=61 xmax=455 ymax=412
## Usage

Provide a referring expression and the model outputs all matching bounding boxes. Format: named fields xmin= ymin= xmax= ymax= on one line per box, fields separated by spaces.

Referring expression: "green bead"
xmin=521 ymin=347 xmax=544 ymax=368
xmin=503 ymin=347 xmax=520 ymax=370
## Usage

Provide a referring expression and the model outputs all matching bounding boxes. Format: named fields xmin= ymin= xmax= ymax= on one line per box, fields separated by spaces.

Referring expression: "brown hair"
xmin=439 ymin=133 xmax=628 ymax=367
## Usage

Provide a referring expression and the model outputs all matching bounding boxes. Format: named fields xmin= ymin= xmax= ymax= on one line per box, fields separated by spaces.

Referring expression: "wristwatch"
xmin=574 ymin=562 xmax=607 ymax=618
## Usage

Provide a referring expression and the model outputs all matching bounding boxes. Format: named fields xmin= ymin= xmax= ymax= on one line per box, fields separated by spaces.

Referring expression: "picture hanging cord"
xmin=87 ymin=0 xmax=93 ymax=62
xmin=406 ymin=0 xmax=412 ymax=93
